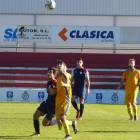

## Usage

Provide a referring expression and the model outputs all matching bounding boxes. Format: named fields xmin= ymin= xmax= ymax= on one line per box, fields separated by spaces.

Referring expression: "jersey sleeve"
xmin=122 ymin=71 xmax=126 ymax=80
xmin=137 ymin=70 xmax=140 ymax=79
xmin=71 ymin=69 xmax=74 ymax=77
xmin=85 ymin=71 xmax=89 ymax=79
xmin=52 ymin=79 xmax=57 ymax=88
xmin=63 ymin=73 xmax=70 ymax=84
xmin=68 ymin=73 xmax=71 ymax=80
xmin=83 ymin=68 xmax=89 ymax=79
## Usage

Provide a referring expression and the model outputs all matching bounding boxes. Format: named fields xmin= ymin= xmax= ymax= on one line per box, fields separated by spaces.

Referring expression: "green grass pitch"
xmin=0 ymin=102 xmax=140 ymax=140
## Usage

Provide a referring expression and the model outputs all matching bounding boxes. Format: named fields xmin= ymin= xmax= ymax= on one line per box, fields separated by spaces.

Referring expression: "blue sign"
xmin=7 ymin=91 xmax=13 ymax=98
xmin=3 ymin=28 xmax=17 ymax=42
xmin=38 ymin=92 xmax=45 ymax=98
xmin=96 ymin=93 xmax=102 ymax=100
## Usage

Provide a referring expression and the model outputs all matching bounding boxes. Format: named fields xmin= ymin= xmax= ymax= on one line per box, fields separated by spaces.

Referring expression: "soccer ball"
xmin=45 ymin=0 xmax=56 ymax=10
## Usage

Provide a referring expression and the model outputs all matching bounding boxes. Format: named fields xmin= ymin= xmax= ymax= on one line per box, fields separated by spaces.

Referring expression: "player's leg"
xmin=42 ymin=115 xmax=57 ymax=126
xmin=32 ymin=109 xmax=44 ymax=136
xmin=42 ymin=117 xmax=57 ymax=126
xmin=60 ymin=113 xmax=71 ymax=139
xmin=71 ymin=87 xmax=80 ymax=119
xmin=78 ymin=87 xmax=85 ymax=120
xmin=32 ymin=101 xmax=47 ymax=136
xmin=125 ymin=94 xmax=133 ymax=120
xmin=56 ymin=105 xmax=63 ymax=130
xmin=131 ymin=91 xmax=138 ymax=121
xmin=60 ymin=99 xmax=78 ymax=139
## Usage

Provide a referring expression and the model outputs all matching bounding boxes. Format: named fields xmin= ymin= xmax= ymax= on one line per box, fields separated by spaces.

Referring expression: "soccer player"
xmin=117 ymin=59 xmax=140 ymax=121
xmin=56 ymin=60 xmax=77 ymax=139
xmin=71 ymin=58 xmax=90 ymax=120
xmin=31 ymin=67 xmax=57 ymax=136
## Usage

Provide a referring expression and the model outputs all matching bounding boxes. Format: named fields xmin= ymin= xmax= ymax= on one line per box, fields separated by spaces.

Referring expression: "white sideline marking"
xmin=121 ymin=115 xmax=129 ymax=118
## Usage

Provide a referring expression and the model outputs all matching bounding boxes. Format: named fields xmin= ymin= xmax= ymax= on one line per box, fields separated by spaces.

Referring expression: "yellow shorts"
xmin=125 ymin=93 xmax=138 ymax=104
xmin=125 ymin=86 xmax=139 ymax=104
xmin=55 ymin=96 xmax=71 ymax=119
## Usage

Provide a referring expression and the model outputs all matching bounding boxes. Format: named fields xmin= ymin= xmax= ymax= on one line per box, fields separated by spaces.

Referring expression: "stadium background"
xmin=0 ymin=0 xmax=140 ymax=53
xmin=0 ymin=0 xmax=140 ymax=103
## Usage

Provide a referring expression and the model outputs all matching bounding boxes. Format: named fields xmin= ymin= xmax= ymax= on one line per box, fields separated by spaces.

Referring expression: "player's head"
xmin=47 ymin=67 xmax=57 ymax=80
xmin=77 ymin=58 xmax=83 ymax=68
xmin=128 ymin=59 xmax=135 ymax=69
xmin=57 ymin=60 xmax=65 ymax=72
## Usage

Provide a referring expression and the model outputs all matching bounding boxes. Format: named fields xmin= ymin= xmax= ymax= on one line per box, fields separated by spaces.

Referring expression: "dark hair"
xmin=57 ymin=60 xmax=66 ymax=66
xmin=47 ymin=67 xmax=57 ymax=74
xmin=77 ymin=58 xmax=83 ymax=61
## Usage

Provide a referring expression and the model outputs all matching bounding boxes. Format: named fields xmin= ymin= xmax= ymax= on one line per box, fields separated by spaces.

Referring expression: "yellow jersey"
xmin=56 ymin=72 xmax=72 ymax=98
xmin=122 ymin=69 xmax=140 ymax=91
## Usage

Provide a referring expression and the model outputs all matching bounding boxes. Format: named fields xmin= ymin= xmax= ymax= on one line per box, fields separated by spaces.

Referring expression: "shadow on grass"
xmin=83 ymin=131 xmax=140 ymax=133
xmin=0 ymin=136 xmax=62 ymax=139
xmin=0 ymin=136 xmax=29 ymax=139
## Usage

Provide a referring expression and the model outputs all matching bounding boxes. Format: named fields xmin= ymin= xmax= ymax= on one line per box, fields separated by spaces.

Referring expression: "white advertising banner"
xmin=1 ymin=88 xmax=140 ymax=104
xmin=82 ymin=89 xmax=140 ymax=104
xmin=0 ymin=25 xmax=17 ymax=42
xmin=0 ymin=88 xmax=47 ymax=102
xmin=52 ymin=26 xmax=121 ymax=44
xmin=17 ymin=25 xmax=52 ymax=43
xmin=83 ymin=89 xmax=125 ymax=104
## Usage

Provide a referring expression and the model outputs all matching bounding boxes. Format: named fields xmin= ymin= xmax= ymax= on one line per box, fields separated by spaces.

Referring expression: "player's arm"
xmin=47 ymin=88 xmax=57 ymax=95
xmin=85 ymin=77 xmax=90 ymax=95
xmin=47 ymin=79 xmax=57 ymax=95
xmin=61 ymin=74 xmax=71 ymax=87
xmin=60 ymin=80 xmax=70 ymax=87
xmin=85 ymin=71 xmax=90 ymax=95
xmin=138 ymin=71 xmax=140 ymax=84
xmin=117 ymin=72 xmax=126 ymax=91
xmin=117 ymin=79 xmax=125 ymax=91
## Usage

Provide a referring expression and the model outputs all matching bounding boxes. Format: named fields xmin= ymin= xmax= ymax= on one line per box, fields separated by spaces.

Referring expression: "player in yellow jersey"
xmin=117 ymin=59 xmax=140 ymax=121
xmin=56 ymin=60 xmax=77 ymax=139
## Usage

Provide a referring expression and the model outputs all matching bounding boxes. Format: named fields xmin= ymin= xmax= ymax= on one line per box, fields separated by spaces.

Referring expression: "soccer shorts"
xmin=125 ymin=86 xmax=139 ymax=104
xmin=72 ymin=86 xmax=85 ymax=99
xmin=37 ymin=101 xmax=55 ymax=120
xmin=55 ymin=97 xmax=71 ymax=119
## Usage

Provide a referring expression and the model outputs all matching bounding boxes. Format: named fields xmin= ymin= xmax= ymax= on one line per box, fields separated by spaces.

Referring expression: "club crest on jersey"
xmin=134 ymin=72 xmax=136 ymax=75
xmin=80 ymin=72 xmax=82 ymax=74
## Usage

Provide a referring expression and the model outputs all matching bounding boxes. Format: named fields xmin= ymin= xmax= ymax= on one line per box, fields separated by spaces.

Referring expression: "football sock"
xmin=80 ymin=104 xmax=84 ymax=117
xmin=72 ymin=101 xmax=80 ymax=112
xmin=62 ymin=121 xmax=70 ymax=135
xmin=49 ymin=119 xmax=57 ymax=126
xmin=66 ymin=120 xmax=72 ymax=126
xmin=58 ymin=123 xmax=62 ymax=130
xmin=34 ymin=119 xmax=40 ymax=134
xmin=132 ymin=105 xmax=137 ymax=115
xmin=127 ymin=106 xmax=133 ymax=118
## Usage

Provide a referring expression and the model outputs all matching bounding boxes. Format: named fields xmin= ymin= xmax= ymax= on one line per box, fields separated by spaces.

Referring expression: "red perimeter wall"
xmin=0 ymin=52 xmax=140 ymax=69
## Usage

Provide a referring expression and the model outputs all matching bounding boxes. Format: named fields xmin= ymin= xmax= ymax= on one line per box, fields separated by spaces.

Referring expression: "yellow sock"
xmin=58 ymin=123 xmax=62 ymax=130
xmin=62 ymin=121 xmax=70 ymax=135
xmin=132 ymin=105 xmax=137 ymax=115
xmin=127 ymin=106 xmax=133 ymax=118
xmin=66 ymin=120 xmax=72 ymax=126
